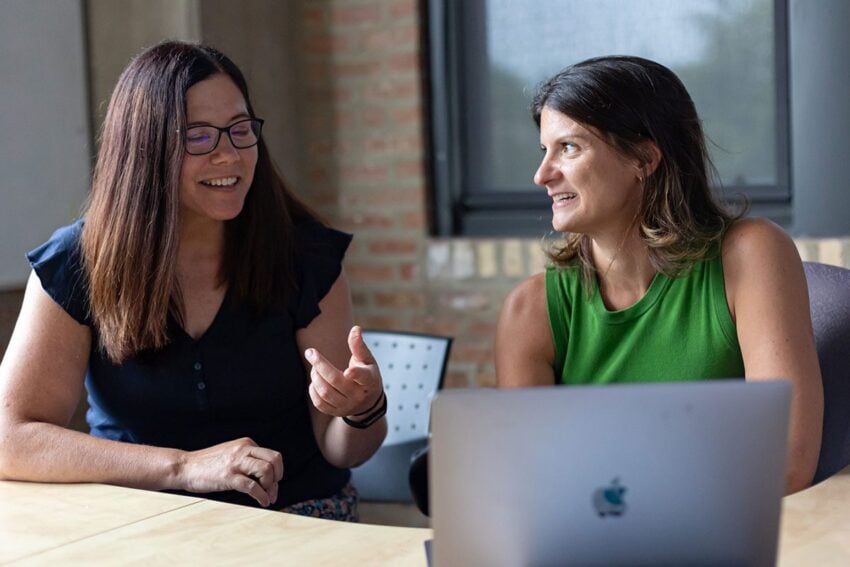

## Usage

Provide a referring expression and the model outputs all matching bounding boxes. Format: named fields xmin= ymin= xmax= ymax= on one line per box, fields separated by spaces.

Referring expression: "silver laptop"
xmin=430 ymin=381 xmax=790 ymax=567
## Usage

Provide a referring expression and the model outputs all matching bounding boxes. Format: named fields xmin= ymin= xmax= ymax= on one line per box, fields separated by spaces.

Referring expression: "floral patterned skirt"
xmin=281 ymin=482 xmax=359 ymax=522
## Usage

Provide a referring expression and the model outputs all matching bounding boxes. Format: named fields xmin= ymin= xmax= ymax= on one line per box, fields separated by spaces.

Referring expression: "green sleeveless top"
xmin=545 ymin=253 xmax=744 ymax=385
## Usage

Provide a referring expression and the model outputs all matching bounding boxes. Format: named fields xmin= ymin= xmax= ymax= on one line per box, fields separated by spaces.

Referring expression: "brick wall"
xmin=4 ymin=0 xmax=850 ymax=385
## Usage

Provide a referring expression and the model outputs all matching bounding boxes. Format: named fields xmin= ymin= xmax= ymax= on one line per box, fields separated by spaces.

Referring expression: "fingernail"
xmin=305 ymin=348 xmax=315 ymax=361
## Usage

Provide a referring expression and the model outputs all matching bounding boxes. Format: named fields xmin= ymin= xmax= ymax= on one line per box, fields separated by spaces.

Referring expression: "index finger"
xmin=304 ymin=347 xmax=343 ymax=383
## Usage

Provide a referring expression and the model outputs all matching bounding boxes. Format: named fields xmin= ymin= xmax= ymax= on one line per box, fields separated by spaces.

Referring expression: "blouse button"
xmin=197 ymin=382 xmax=206 ymax=391
xmin=193 ymin=362 xmax=202 ymax=371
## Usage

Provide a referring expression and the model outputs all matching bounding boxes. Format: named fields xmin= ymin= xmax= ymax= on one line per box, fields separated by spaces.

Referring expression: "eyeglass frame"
xmin=177 ymin=117 xmax=265 ymax=156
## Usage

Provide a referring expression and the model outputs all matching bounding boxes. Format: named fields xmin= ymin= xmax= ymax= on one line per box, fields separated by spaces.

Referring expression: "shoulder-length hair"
xmin=532 ymin=55 xmax=745 ymax=285
xmin=82 ymin=41 xmax=316 ymax=363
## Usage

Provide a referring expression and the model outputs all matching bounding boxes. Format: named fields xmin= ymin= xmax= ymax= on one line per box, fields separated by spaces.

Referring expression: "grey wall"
xmin=790 ymin=0 xmax=850 ymax=237
xmin=0 ymin=0 xmax=90 ymax=289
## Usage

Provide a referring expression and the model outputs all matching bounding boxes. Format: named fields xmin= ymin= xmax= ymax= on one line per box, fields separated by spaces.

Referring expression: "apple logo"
xmin=592 ymin=477 xmax=626 ymax=517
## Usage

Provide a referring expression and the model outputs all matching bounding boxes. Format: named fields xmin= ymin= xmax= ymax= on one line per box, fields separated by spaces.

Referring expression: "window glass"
xmin=463 ymin=0 xmax=777 ymax=196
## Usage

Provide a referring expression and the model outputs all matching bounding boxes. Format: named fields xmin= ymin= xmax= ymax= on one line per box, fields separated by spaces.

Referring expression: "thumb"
xmin=348 ymin=326 xmax=375 ymax=365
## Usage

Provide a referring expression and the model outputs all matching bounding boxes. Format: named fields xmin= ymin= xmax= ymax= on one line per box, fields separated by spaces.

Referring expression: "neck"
xmin=177 ymin=214 xmax=226 ymax=278
xmin=590 ymin=228 xmax=656 ymax=308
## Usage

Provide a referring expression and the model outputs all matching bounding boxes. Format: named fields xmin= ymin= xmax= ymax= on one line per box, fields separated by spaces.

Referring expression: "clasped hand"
xmin=304 ymin=325 xmax=384 ymax=418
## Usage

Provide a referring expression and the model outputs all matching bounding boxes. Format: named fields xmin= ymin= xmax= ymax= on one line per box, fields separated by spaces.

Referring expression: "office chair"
xmin=351 ymin=330 xmax=452 ymax=502
xmin=805 ymin=261 xmax=850 ymax=484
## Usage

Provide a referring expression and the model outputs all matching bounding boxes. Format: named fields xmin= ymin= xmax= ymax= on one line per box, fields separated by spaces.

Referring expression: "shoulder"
xmin=25 ymin=220 xmax=90 ymax=326
xmin=721 ymin=217 xmax=805 ymax=318
xmin=501 ymin=273 xmax=548 ymax=323
xmin=295 ymin=221 xmax=352 ymax=255
xmin=721 ymin=217 xmax=798 ymax=267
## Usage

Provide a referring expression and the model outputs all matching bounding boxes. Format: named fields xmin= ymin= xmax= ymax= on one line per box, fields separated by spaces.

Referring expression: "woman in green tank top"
xmin=495 ymin=56 xmax=822 ymax=495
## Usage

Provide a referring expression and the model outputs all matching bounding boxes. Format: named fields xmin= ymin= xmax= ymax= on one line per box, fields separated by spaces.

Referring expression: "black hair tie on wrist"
xmin=343 ymin=391 xmax=387 ymax=429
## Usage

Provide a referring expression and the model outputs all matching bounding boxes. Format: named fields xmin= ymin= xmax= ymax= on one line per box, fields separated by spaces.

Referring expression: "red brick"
xmin=302 ymin=6 xmax=326 ymax=26
xmin=332 ymin=4 xmax=383 ymax=26
xmin=361 ymin=108 xmax=385 ymax=127
xmin=399 ymin=262 xmax=419 ymax=281
xmin=333 ymin=60 xmax=383 ymax=77
xmin=475 ymin=371 xmax=497 ymax=388
xmin=339 ymin=164 xmax=389 ymax=183
xmin=468 ymin=321 xmax=498 ymax=338
xmin=357 ymin=315 xmax=405 ymax=331
xmin=396 ymin=159 xmax=424 ymax=178
xmin=338 ymin=214 xmax=395 ymax=229
xmin=351 ymin=291 xmax=371 ymax=307
xmin=340 ymin=186 xmax=424 ymax=207
xmin=347 ymin=265 xmax=395 ymax=282
xmin=414 ymin=319 xmax=460 ymax=337
xmin=389 ymin=105 xmax=422 ymax=124
xmin=452 ymin=344 xmax=494 ymax=366
xmin=363 ymin=80 xmax=418 ymax=101
xmin=443 ymin=370 xmax=471 ymax=389
xmin=368 ymin=239 xmax=419 ymax=255
xmin=390 ymin=0 xmax=417 ymax=20
xmin=302 ymin=34 xmax=352 ymax=54
xmin=402 ymin=211 xmax=426 ymax=229
xmin=361 ymin=25 xmax=418 ymax=51
xmin=385 ymin=52 xmax=419 ymax=73
xmin=374 ymin=291 xmax=425 ymax=308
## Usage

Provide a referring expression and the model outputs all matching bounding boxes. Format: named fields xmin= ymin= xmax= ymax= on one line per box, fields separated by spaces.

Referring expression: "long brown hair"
xmin=82 ymin=41 xmax=316 ymax=363
xmin=532 ymin=56 xmax=745 ymax=288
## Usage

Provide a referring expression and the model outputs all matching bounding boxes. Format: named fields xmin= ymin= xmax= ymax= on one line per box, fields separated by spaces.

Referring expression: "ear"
xmin=636 ymin=140 xmax=662 ymax=179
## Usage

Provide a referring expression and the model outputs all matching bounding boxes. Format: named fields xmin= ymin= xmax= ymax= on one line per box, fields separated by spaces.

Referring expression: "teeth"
xmin=201 ymin=177 xmax=238 ymax=187
xmin=555 ymin=193 xmax=576 ymax=202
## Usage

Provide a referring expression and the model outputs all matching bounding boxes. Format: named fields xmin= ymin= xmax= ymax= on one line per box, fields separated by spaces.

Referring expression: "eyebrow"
xmin=187 ymin=112 xmax=251 ymax=128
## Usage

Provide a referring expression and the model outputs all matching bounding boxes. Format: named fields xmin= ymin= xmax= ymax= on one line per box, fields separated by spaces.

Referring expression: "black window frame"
xmin=425 ymin=0 xmax=791 ymax=237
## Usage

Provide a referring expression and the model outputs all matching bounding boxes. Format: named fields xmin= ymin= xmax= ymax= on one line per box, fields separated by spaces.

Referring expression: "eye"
xmin=561 ymin=142 xmax=578 ymax=153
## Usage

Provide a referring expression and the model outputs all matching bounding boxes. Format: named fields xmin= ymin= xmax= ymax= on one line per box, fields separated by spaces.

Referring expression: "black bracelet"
xmin=343 ymin=391 xmax=387 ymax=429
xmin=351 ymin=390 xmax=385 ymax=417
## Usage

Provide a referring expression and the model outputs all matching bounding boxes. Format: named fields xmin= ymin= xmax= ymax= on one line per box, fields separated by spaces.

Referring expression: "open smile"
xmin=200 ymin=176 xmax=240 ymax=188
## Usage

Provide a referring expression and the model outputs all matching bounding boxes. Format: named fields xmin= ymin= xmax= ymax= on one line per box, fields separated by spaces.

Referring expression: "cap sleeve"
xmin=26 ymin=221 xmax=91 ymax=326
xmin=292 ymin=221 xmax=353 ymax=329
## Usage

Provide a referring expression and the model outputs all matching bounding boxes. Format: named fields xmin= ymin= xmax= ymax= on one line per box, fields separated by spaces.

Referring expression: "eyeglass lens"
xmin=185 ymin=119 xmax=262 ymax=155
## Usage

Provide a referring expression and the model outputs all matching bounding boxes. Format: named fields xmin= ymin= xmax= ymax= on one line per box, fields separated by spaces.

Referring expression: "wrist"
xmin=350 ymin=389 xmax=385 ymax=417
xmin=343 ymin=391 xmax=387 ymax=429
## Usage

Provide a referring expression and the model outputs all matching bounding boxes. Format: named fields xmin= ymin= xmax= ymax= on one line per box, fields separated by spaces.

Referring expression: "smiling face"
xmin=179 ymin=73 xmax=258 ymax=225
xmin=534 ymin=106 xmax=644 ymax=237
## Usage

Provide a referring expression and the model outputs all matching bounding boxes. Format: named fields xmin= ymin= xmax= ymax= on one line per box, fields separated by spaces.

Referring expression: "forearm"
xmin=319 ymin=416 xmax=387 ymax=469
xmin=0 ymin=420 xmax=183 ymax=490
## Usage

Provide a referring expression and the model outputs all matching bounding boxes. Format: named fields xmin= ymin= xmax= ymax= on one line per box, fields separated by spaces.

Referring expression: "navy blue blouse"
xmin=27 ymin=220 xmax=353 ymax=508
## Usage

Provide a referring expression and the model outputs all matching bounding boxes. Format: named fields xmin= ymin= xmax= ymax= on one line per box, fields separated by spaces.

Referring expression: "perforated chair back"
xmin=351 ymin=330 xmax=452 ymax=501
xmin=804 ymin=262 xmax=850 ymax=483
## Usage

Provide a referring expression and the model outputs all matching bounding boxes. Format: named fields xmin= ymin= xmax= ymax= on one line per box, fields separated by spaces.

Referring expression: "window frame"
xmin=425 ymin=0 xmax=791 ymax=236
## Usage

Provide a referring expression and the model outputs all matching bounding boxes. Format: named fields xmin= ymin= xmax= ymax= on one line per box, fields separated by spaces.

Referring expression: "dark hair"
xmin=532 ymin=55 xmax=744 ymax=280
xmin=83 ymin=41 xmax=316 ymax=362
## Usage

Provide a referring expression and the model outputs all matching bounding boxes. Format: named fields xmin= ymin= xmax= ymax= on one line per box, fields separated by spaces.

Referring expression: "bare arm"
xmin=495 ymin=273 xmax=557 ymax=387
xmin=723 ymin=218 xmax=824 ymax=494
xmin=298 ymin=270 xmax=387 ymax=468
xmin=0 ymin=272 xmax=283 ymax=507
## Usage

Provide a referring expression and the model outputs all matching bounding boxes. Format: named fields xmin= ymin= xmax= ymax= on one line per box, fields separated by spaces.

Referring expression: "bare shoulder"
xmin=500 ymin=272 xmax=548 ymax=324
xmin=496 ymin=272 xmax=555 ymax=387
xmin=721 ymin=217 xmax=807 ymax=321
xmin=722 ymin=217 xmax=799 ymax=269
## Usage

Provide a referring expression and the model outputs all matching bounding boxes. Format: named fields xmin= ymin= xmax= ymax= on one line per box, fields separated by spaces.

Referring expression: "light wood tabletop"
xmin=1 ymin=465 xmax=848 ymax=566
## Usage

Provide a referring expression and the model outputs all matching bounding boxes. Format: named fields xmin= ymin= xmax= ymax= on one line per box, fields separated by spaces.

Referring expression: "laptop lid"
xmin=430 ymin=381 xmax=790 ymax=567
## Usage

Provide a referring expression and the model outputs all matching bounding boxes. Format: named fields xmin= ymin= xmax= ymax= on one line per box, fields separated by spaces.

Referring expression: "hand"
xmin=176 ymin=437 xmax=284 ymax=507
xmin=304 ymin=325 xmax=384 ymax=418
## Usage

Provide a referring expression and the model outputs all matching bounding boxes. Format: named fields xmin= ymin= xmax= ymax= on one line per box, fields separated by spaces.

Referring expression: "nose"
xmin=533 ymin=152 xmax=555 ymax=187
xmin=210 ymin=133 xmax=240 ymax=164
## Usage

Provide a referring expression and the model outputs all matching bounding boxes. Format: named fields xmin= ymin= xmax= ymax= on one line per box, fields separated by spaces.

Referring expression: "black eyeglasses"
xmin=181 ymin=118 xmax=264 ymax=155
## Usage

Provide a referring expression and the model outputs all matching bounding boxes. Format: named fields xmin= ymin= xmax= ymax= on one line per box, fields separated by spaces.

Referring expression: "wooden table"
xmin=1 ymin=466 xmax=847 ymax=565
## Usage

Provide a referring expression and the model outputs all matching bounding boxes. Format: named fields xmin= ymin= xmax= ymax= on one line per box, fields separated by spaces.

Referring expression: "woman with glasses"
xmin=0 ymin=41 xmax=386 ymax=519
xmin=495 ymin=56 xmax=823 ymax=494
